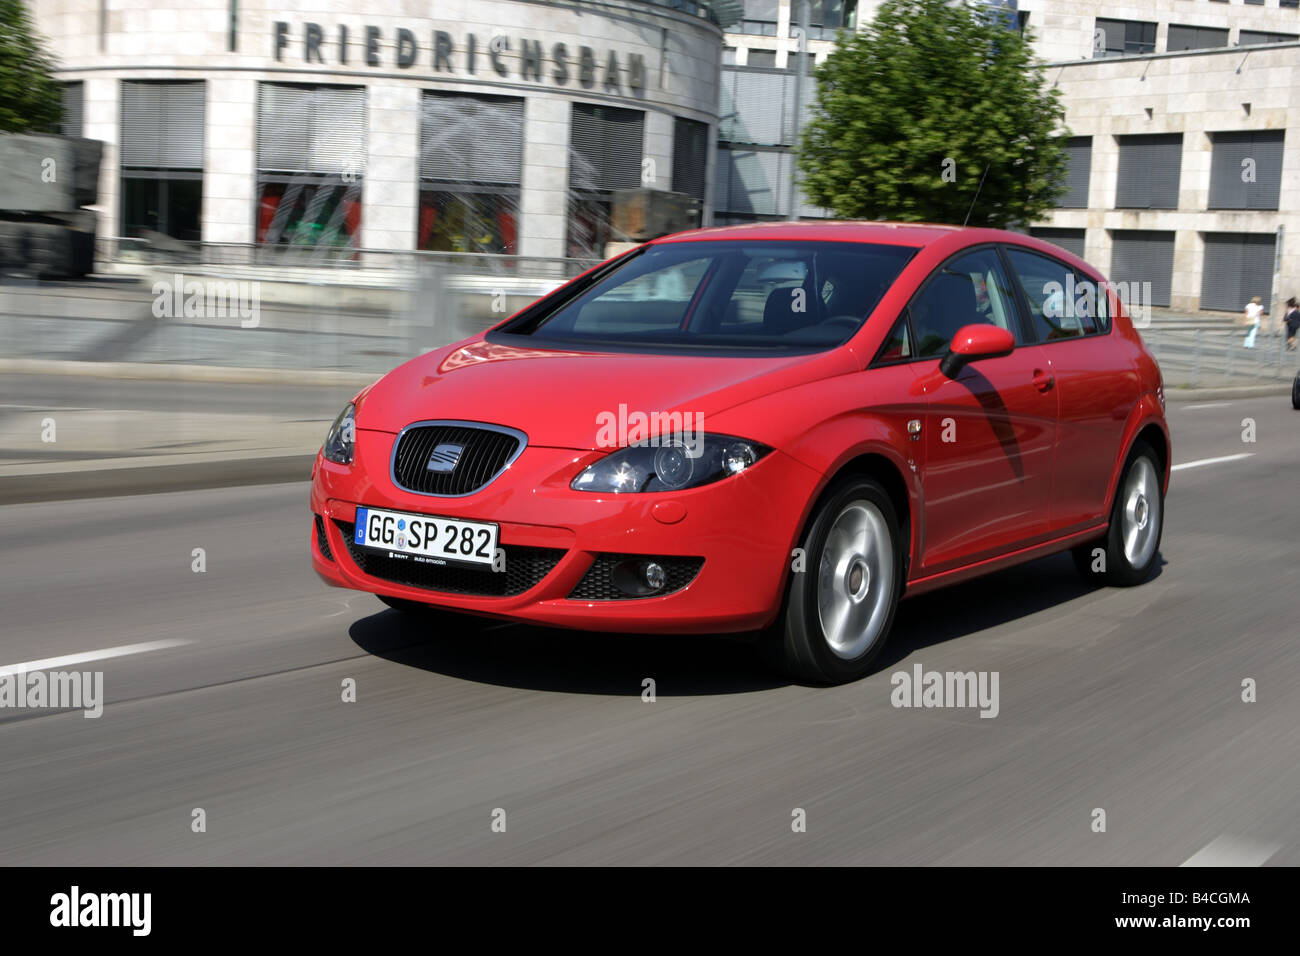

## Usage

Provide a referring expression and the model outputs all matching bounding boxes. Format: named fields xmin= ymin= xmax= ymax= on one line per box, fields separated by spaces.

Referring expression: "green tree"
xmin=798 ymin=0 xmax=1066 ymax=227
xmin=0 ymin=0 xmax=62 ymax=133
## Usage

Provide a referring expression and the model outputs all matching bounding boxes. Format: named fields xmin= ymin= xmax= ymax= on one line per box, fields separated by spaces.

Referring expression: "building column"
xmin=518 ymin=96 xmax=570 ymax=259
xmin=82 ymin=76 xmax=118 ymax=239
xmin=643 ymin=109 xmax=675 ymax=195
xmin=204 ymin=77 xmax=256 ymax=244
xmin=361 ymin=85 xmax=419 ymax=252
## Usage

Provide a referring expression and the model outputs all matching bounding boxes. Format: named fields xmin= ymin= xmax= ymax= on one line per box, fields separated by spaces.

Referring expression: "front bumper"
xmin=310 ymin=427 xmax=821 ymax=633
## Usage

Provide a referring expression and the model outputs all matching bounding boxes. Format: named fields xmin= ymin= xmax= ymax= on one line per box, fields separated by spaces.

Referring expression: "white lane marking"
xmin=324 ymin=596 xmax=355 ymax=619
xmin=1181 ymin=835 xmax=1279 ymax=867
xmin=0 ymin=403 xmax=90 ymax=411
xmin=1180 ymin=402 xmax=1231 ymax=411
xmin=1171 ymin=453 xmax=1254 ymax=472
xmin=0 ymin=639 xmax=192 ymax=678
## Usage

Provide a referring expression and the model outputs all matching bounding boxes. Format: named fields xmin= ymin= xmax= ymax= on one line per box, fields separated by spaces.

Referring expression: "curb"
xmin=0 ymin=357 xmax=380 ymax=388
xmin=0 ymin=453 xmax=316 ymax=504
xmin=1166 ymin=384 xmax=1293 ymax=401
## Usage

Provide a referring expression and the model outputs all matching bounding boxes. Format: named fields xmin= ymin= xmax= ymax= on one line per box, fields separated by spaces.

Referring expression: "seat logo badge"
xmin=907 ymin=419 xmax=922 ymax=441
xmin=426 ymin=443 xmax=464 ymax=473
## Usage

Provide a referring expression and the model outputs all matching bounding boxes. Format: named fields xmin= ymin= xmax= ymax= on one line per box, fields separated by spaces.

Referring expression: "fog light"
xmin=643 ymin=561 xmax=666 ymax=592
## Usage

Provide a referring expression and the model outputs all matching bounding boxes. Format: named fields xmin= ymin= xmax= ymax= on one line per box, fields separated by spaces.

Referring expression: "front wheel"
xmin=766 ymin=476 xmax=903 ymax=684
xmin=1073 ymin=441 xmax=1164 ymax=587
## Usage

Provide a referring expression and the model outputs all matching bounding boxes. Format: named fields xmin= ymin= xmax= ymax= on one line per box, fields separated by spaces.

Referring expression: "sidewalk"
xmin=0 ymin=405 xmax=328 ymax=504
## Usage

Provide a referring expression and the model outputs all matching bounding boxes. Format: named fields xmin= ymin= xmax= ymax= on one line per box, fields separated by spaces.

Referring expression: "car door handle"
xmin=1032 ymin=369 xmax=1055 ymax=392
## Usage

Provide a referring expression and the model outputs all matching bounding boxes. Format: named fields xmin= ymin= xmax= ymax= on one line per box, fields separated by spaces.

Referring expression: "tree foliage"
xmin=0 ymin=0 xmax=62 ymax=133
xmin=798 ymin=0 xmax=1067 ymax=227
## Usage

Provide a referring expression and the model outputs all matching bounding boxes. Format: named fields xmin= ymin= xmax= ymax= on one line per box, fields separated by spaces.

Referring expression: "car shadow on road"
xmin=348 ymin=552 xmax=1167 ymax=694
xmin=877 ymin=552 xmax=1167 ymax=672
xmin=348 ymin=607 xmax=784 ymax=697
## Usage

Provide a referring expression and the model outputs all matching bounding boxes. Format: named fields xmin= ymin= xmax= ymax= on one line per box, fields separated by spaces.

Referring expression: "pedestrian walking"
xmin=1285 ymin=297 xmax=1300 ymax=352
xmin=1243 ymin=295 xmax=1263 ymax=349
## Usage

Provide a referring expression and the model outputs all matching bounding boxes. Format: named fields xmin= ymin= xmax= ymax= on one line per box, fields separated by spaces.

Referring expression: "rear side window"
xmin=1004 ymin=247 xmax=1108 ymax=341
xmin=910 ymin=247 xmax=1019 ymax=358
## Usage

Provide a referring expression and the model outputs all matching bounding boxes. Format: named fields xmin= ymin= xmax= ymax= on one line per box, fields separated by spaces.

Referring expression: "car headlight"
xmin=571 ymin=434 xmax=771 ymax=493
xmin=322 ymin=402 xmax=356 ymax=465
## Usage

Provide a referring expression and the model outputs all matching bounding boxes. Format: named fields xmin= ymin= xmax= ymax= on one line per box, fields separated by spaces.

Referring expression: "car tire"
xmin=1291 ymin=370 xmax=1299 ymax=409
xmin=767 ymin=475 xmax=904 ymax=684
xmin=1072 ymin=441 xmax=1164 ymax=587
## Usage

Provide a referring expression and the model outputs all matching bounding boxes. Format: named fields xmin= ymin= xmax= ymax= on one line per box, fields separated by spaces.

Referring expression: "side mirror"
xmin=939 ymin=324 xmax=1016 ymax=378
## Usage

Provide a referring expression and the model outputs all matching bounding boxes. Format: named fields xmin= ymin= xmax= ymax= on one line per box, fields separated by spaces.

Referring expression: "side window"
xmin=875 ymin=313 xmax=912 ymax=363
xmin=1004 ymin=247 xmax=1100 ymax=341
xmin=910 ymin=248 xmax=1018 ymax=358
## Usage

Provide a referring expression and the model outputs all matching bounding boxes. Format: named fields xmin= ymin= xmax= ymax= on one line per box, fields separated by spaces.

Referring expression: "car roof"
xmin=654 ymin=220 xmax=973 ymax=249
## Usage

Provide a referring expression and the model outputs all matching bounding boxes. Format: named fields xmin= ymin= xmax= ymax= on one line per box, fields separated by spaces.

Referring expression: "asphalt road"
xmin=0 ymin=396 xmax=1296 ymax=865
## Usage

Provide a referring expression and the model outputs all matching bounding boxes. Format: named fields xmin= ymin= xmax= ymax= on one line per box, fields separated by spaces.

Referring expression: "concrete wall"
xmin=1037 ymin=42 xmax=1300 ymax=313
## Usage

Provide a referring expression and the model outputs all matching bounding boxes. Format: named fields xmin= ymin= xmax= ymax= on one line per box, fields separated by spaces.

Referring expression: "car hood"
xmin=356 ymin=337 xmax=860 ymax=449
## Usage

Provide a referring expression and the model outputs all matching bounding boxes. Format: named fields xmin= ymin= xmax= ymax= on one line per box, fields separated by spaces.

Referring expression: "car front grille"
xmin=391 ymin=422 xmax=524 ymax=496
xmin=335 ymin=521 xmax=563 ymax=597
xmin=567 ymin=554 xmax=704 ymax=601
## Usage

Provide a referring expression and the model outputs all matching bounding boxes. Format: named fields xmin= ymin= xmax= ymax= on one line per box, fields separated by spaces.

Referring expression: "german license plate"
xmin=354 ymin=507 xmax=497 ymax=567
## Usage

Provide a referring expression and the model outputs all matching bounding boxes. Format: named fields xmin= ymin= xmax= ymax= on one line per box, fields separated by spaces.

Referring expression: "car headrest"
xmin=764 ymin=285 xmax=810 ymax=336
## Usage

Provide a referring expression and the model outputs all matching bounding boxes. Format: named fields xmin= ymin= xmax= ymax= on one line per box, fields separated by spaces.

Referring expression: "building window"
xmin=417 ymin=92 xmax=523 ymax=255
xmin=738 ymin=0 xmax=778 ymax=36
xmin=1028 ymin=228 xmax=1087 ymax=261
xmin=1208 ymin=131 xmax=1284 ymax=211
xmin=1057 ymin=136 xmax=1091 ymax=209
xmin=716 ymin=65 xmax=822 ymax=222
xmin=568 ymin=103 xmax=645 ymax=258
xmin=1239 ymin=30 xmax=1297 ymax=47
xmin=1115 ymin=134 xmax=1182 ymax=210
xmin=747 ymin=49 xmax=778 ymax=68
xmin=119 ymin=80 xmax=205 ymax=242
xmin=60 ymin=82 xmax=84 ymax=138
xmin=1110 ymin=231 xmax=1175 ymax=309
xmin=1093 ymin=18 xmax=1156 ymax=58
xmin=1200 ymin=233 xmax=1276 ymax=313
xmin=1166 ymin=25 xmax=1229 ymax=52
xmin=797 ymin=1 xmax=859 ymax=40
xmin=672 ymin=117 xmax=709 ymax=222
xmin=255 ymin=83 xmax=365 ymax=253
xmin=715 ymin=146 xmax=793 ymax=219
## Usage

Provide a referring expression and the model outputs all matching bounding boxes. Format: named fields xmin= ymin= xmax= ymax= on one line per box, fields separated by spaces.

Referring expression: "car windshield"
xmin=492 ymin=240 xmax=916 ymax=353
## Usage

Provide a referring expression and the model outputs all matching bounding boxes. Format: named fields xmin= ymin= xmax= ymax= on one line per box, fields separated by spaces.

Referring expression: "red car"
xmin=311 ymin=222 xmax=1169 ymax=684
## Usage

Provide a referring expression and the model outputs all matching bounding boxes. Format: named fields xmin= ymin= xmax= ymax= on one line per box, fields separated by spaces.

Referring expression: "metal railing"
xmin=1139 ymin=326 xmax=1299 ymax=387
xmin=95 ymin=237 xmax=600 ymax=281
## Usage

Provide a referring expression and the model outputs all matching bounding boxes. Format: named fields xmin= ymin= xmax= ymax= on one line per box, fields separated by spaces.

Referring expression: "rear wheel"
xmin=766 ymin=476 xmax=903 ymax=684
xmin=1291 ymin=370 xmax=1299 ymax=409
xmin=1073 ymin=441 xmax=1164 ymax=587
